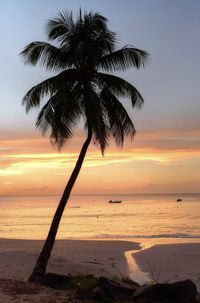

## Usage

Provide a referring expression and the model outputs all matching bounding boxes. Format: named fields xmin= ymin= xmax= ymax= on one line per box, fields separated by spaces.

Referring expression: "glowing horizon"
xmin=1 ymin=127 xmax=200 ymax=196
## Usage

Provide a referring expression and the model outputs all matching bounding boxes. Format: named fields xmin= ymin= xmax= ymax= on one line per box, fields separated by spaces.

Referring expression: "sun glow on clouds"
xmin=3 ymin=149 xmax=199 ymax=177
xmin=1 ymin=150 xmax=174 ymax=177
xmin=0 ymin=169 xmax=21 ymax=176
xmin=0 ymin=152 xmax=162 ymax=176
xmin=0 ymin=129 xmax=200 ymax=195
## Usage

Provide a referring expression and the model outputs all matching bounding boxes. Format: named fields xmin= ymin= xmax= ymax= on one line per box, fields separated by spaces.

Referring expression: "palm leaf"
xmin=80 ymin=11 xmax=108 ymax=34
xmin=97 ymin=73 xmax=144 ymax=108
xmin=100 ymin=88 xmax=136 ymax=146
xmin=23 ymin=69 xmax=84 ymax=112
xmin=99 ymin=46 xmax=149 ymax=72
xmin=94 ymin=30 xmax=116 ymax=56
xmin=20 ymin=42 xmax=72 ymax=71
xmin=22 ymin=76 xmax=57 ymax=112
xmin=51 ymin=87 xmax=83 ymax=149
xmin=35 ymin=97 xmax=55 ymax=135
xmin=83 ymin=84 xmax=110 ymax=154
xmin=46 ymin=11 xmax=74 ymax=44
xmin=36 ymin=87 xmax=82 ymax=149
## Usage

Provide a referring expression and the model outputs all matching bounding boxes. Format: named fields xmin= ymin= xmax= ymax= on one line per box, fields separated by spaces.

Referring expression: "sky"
xmin=0 ymin=0 xmax=200 ymax=196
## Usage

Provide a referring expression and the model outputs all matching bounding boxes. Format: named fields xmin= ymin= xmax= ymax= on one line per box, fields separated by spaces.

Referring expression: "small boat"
xmin=108 ymin=200 xmax=122 ymax=203
xmin=176 ymin=198 xmax=183 ymax=202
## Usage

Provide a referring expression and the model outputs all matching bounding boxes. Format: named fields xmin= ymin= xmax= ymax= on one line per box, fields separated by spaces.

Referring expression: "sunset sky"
xmin=0 ymin=0 xmax=200 ymax=196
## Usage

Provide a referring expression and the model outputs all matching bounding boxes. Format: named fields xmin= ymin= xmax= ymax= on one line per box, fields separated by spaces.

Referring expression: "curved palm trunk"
xmin=28 ymin=127 xmax=92 ymax=283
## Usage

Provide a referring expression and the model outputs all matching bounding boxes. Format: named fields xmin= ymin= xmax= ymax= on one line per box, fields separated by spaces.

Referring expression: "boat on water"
xmin=176 ymin=198 xmax=183 ymax=202
xmin=108 ymin=200 xmax=122 ymax=203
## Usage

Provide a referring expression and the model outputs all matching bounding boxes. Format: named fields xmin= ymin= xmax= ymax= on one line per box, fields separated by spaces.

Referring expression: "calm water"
xmin=0 ymin=194 xmax=200 ymax=240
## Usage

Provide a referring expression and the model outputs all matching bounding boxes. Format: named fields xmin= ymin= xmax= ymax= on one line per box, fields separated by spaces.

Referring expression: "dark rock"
xmin=195 ymin=293 xmax=200 ymax=303
xmin=89 ymin=286 xmax=107 ymax=300
xmin=133 ymin=279 xmax=197 ymax=303
xmin=44 ymin=272 xmax=71 ymax=289
xmin=121 ymin=277 xmax=141 ymax=288
xmin=99 ymin=276 xmax=137 ymax=300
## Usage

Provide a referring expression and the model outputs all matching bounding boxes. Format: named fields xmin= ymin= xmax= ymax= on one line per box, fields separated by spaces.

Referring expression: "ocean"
xmin=0 ymin=193 xmax=200 ymax=240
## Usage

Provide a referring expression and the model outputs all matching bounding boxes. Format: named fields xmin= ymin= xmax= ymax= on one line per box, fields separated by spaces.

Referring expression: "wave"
xmin=96 ymin=233 xmax=200 ymax=239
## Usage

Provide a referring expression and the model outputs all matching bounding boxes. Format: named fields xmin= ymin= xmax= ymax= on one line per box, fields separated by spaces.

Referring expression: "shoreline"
xmin=133 ymin=240 xmax=200 ymax=291
xmin=0 ymin=238 xmax=199 ymax=288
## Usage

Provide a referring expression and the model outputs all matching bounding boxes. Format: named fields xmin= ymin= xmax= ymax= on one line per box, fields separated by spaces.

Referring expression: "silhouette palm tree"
xmin=21 ymin=10 xmax=149 ymax=282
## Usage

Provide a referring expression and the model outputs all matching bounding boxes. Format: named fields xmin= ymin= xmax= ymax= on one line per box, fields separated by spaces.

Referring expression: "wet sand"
xmin=134 ymin=242 xmax=200 ymax=290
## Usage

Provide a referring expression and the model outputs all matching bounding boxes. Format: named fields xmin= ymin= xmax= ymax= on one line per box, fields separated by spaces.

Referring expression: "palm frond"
xmin=99 ymin=46 xmax=149 ymax=72
xmin=97 ymin=73 xmax=144 ymax=109
xmin=51 ymin=96 xmax=82 ymax=150
xmin=46 ymin=10 xmax=114 ymax=54
xmin=50 ymin=100 xmax=74 ymax=149
xmin=46 ymin=11 xmax=74 ymax=44
xmin=81 ymin=11 xmax=108 ymax=33
xmin=100 ymin=88 xmax=136 ymax=146
xmin=23 ymin=69 xmax=83 ymax=113
xmin=83 ymin=85 xmax=110 ymax=154
xmin=20 ymin=42 xmax=71 ymax=71
xmin=22 ymin=76 xmax=57 ymax=112
xmin=77 ymin=11 xmax=116 ymax=59
xmin=36 ymin=88 xmax=82 ymax=149
xmin=36 ymin=100 xmax=52 ymax=135
xmin=95 ymin=30 xmax=116 ymax=55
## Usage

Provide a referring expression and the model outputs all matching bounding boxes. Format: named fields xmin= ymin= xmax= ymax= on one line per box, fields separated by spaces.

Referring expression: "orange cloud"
xmin=0 ymin=129 xmax=200 ymax=195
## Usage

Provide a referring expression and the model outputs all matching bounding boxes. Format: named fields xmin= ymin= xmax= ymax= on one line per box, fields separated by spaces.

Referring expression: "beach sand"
xmin=0 ymin=238 xmax=200 ymax=301
xmin=134 ymin=242 xmax=200 ymax=290
xmin=0 ymin=238 xmax=140 ymax=302
xmin=0 ymin=238 xmax=140 ymax=280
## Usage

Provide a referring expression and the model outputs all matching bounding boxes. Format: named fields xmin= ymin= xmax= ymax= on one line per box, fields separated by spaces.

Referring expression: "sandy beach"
xmin=0 ymin=238 xmax=140 ymax=302
xmin=0 ymin=238 xmax=200 ymax=301
xmin=0 ymin=238 xmax=140 ymax=280
xmin=134 ymin=242 xmax=200 ymax=291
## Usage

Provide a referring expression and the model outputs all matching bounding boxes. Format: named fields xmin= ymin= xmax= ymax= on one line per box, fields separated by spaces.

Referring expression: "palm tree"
xmin=21 ymin=10 xmax=149 ymax=283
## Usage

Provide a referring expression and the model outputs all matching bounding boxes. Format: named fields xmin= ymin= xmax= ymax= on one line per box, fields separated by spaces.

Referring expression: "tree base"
xmin=28 ymin=271 xmax=46 ymax=283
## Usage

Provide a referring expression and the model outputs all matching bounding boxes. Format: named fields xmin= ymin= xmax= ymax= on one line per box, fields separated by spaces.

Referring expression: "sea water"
xmin=0 ymin=193 xmax=200 ymax=240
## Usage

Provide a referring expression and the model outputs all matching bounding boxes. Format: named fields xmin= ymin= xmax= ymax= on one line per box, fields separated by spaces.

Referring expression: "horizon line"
xmin=0 ymin=192 xmax=200 ymax=197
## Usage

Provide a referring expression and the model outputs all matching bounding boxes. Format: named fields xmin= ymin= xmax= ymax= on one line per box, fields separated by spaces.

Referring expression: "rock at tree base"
xmin=133 ymin=279 xmax=197 ymax=303
xmin=89 ymin=286 xmax=107 ymax=300
xmin=44 ymin=272 xmax=71 ymax=289
xmin=99 ymin=276 xmax=138 ymax=300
